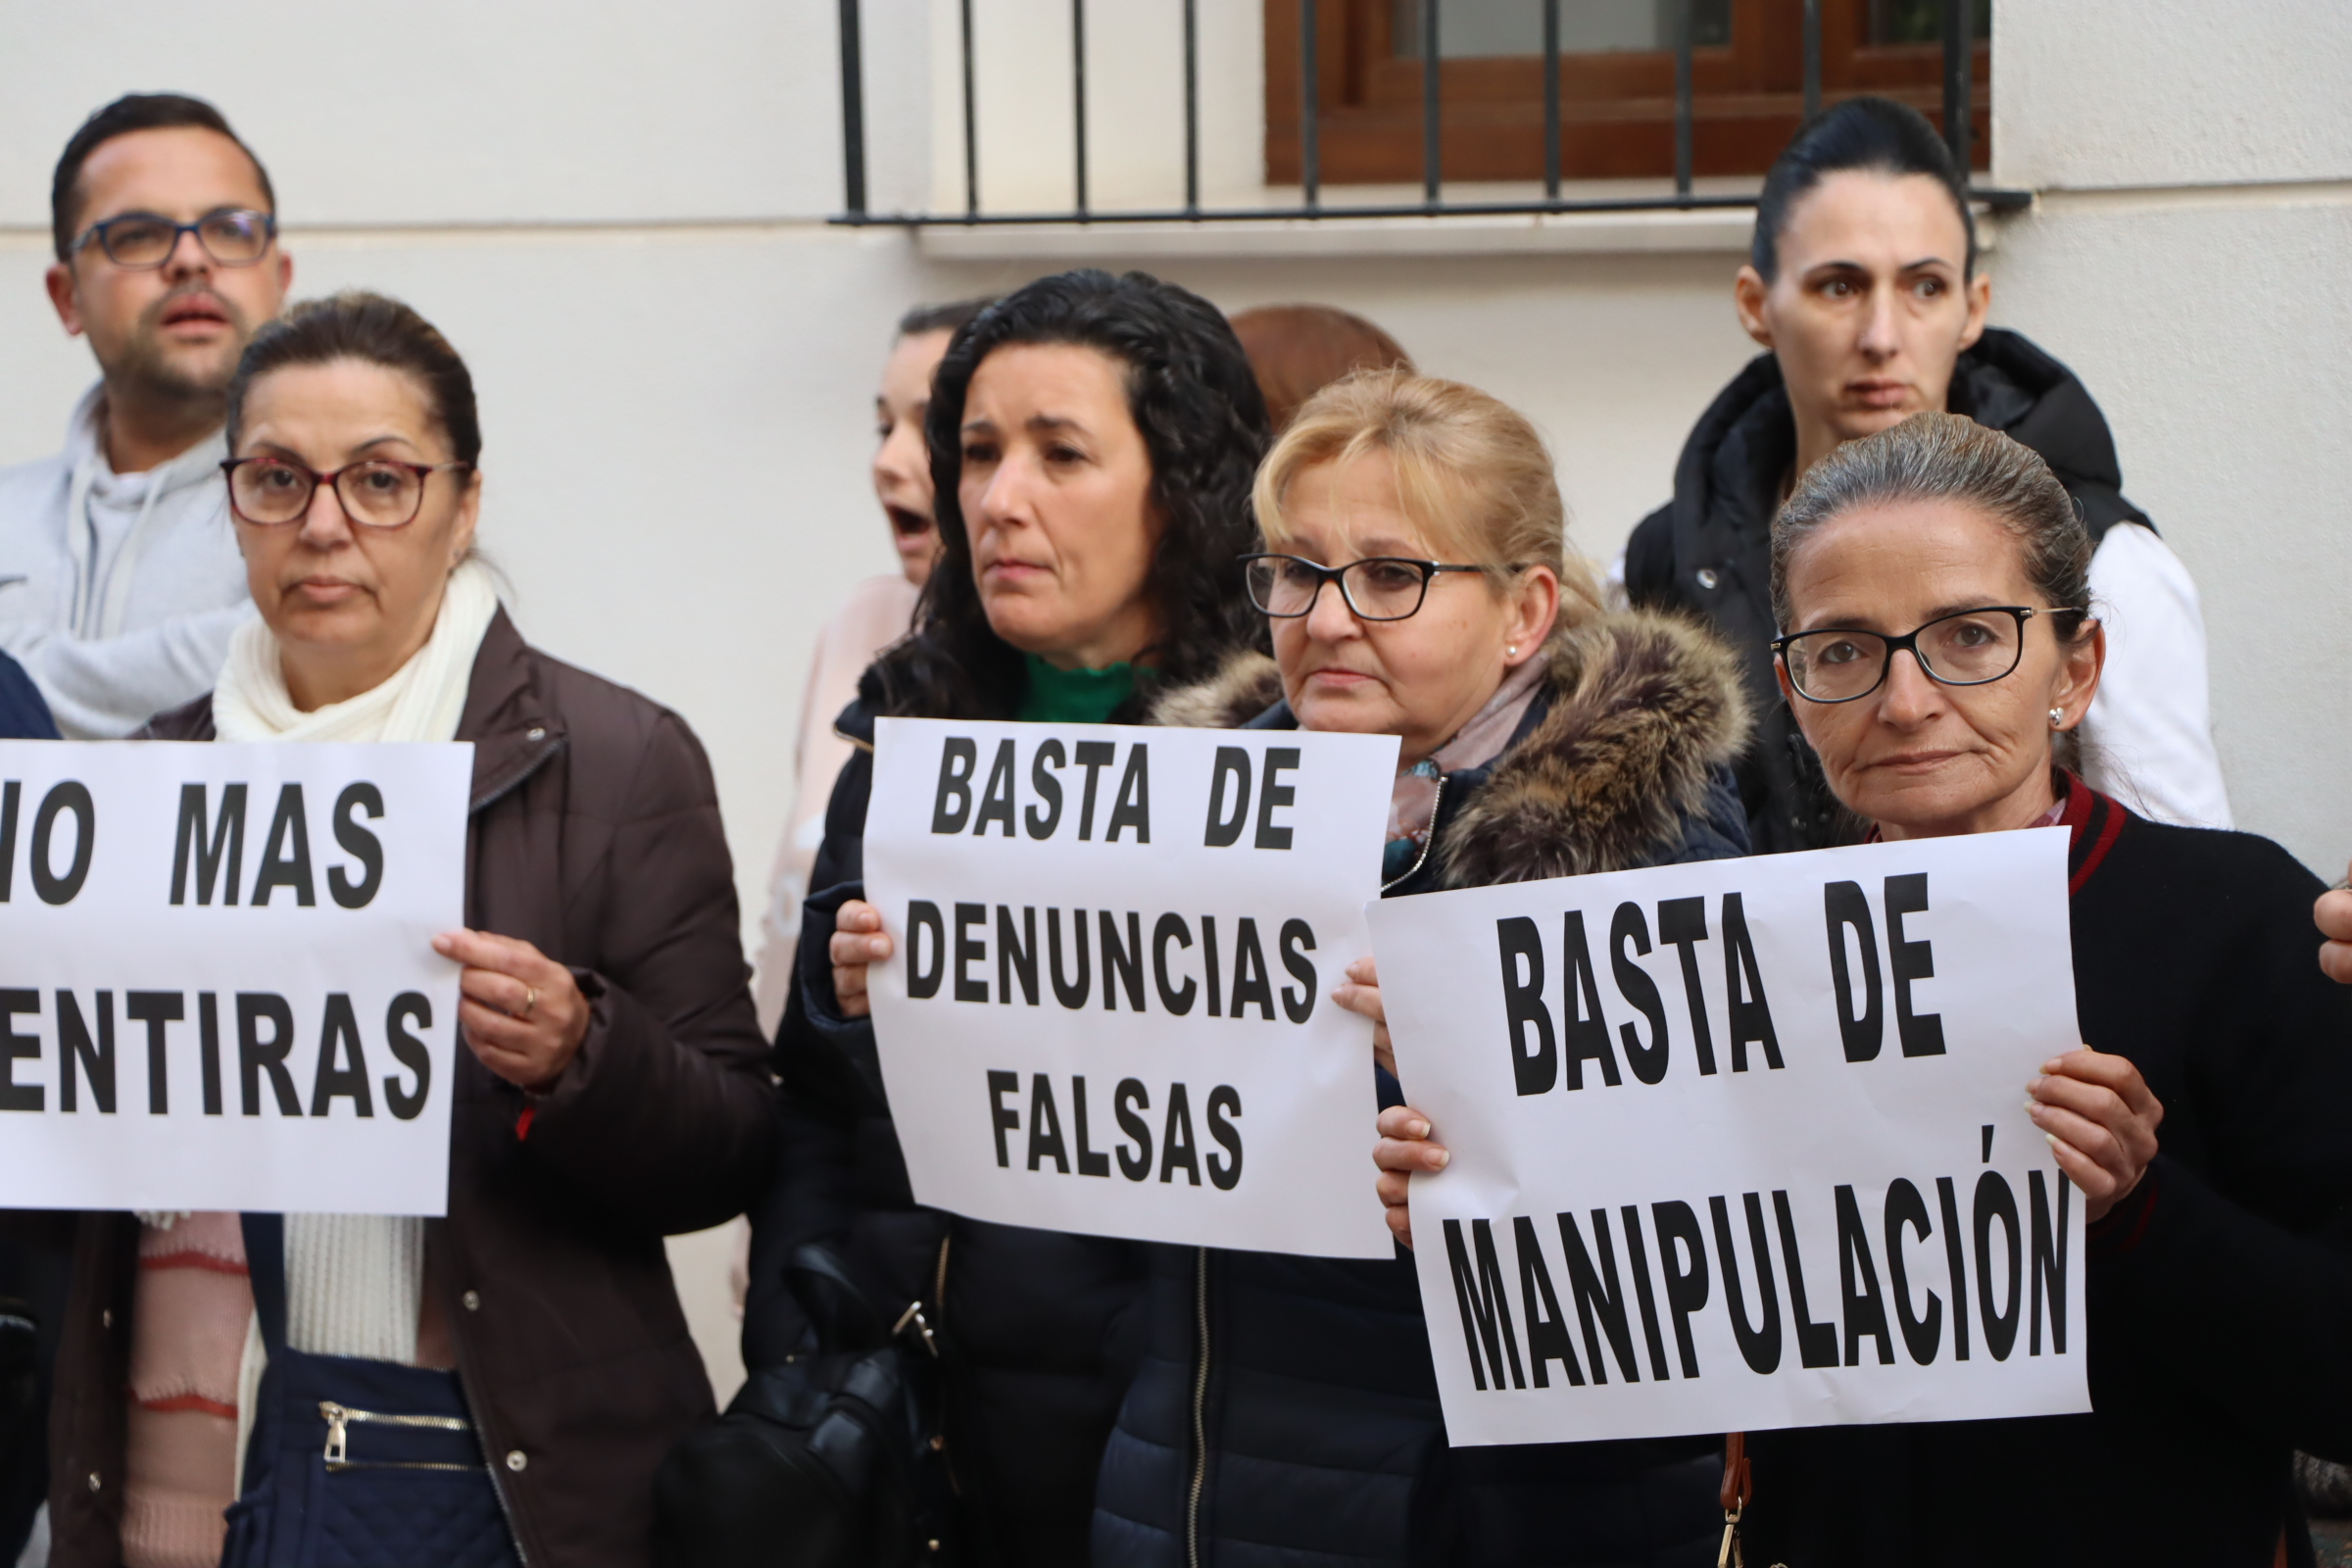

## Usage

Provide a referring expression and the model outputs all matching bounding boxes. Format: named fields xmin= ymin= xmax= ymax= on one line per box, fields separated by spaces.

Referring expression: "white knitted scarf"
xmin=214 ymin=559 xmax=500 ymax=1371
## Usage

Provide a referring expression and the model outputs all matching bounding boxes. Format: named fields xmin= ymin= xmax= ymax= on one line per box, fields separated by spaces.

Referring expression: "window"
xmin=1263 ymin=0 xmax=1988 ymax=188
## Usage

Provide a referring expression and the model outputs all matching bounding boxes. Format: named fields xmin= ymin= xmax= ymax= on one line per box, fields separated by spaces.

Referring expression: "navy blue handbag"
xmin=220 ymin=1214 xmax=519 ymax=1568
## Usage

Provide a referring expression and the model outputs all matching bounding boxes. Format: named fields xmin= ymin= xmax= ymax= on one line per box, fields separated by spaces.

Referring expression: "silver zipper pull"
xmin=320 ymin=1402 xmax=349 ymax=1468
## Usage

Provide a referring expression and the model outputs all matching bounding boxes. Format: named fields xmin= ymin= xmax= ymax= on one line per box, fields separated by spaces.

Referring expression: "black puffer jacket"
xmin=1093 ymin=612 xmax=1754 ymax=1568
xmin=755 ymin=679 xmax=1152 ymax=1568
xmin=1623 ymin=326 xmax=2152 ymax=856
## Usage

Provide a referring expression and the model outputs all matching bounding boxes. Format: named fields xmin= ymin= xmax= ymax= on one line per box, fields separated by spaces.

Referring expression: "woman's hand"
xmin=829 ymin=899 xmax=893 ymax=1021
xmin=1334 ymin=956 xmax=1395 ymax=1078
xmin=2028 ymin=1047 xmax=2163 ymax=1222
xmin=2318 ymin=867 xmax=2352 ymax=984
xmin=1372 ymin=1104 xmax=1450 ymax=1250
xmin=433 ymin=929 xmax=591 ymax=1093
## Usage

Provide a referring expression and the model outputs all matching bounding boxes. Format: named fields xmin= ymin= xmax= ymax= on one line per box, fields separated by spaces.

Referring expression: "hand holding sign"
xmin=1372 ymin=1102 xmax=1445 ymax=1249
xmin=1333 ymin=955 xmax=1395 ymax=1078
xmin=2026 ymin=1047 xmax=2161 ymax=1220
xmin=828 ymin=898 xmax=891 ymax=1020
xmin=2319 ymin=865 xmax=2352 ymax=985
xmin=434 ymin=928 xmax=590 ymax=1092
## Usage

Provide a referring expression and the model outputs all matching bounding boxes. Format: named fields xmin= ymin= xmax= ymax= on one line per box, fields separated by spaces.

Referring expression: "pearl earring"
xmin=2049 ymin=708 xmax=2065 ymax=729
xmin=1507 ymin=644 xmax=1518 ymax=658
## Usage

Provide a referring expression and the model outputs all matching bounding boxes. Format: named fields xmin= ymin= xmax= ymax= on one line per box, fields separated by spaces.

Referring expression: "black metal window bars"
xmin=833 ymin=0 xmax=2028 ymax=227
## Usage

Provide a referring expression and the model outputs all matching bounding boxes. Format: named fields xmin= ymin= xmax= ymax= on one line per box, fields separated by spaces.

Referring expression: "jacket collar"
xmin=1149 ymin=609 xmax=1752 ymax=890
xmin=456 ymin=607 xmax=564 ymax=813
xmin=142 ymin=605 xmax=564 ymax=817
xmin=1668 ymin=326 xmax=2150 ymax=544
xmin=2056 ymin=768 xmax=2129 ymax=894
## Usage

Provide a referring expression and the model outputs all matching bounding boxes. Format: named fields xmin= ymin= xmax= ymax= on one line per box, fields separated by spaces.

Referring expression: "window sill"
xmin=898 ymin=180 xmax=2019 ymax=262
xmin=911 ymin=205 xmax=1764 ymax=262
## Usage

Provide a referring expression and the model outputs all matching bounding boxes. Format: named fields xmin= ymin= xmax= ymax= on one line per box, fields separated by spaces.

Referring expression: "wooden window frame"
xmin=1264 ymin=0 xmax=1987 ymax=187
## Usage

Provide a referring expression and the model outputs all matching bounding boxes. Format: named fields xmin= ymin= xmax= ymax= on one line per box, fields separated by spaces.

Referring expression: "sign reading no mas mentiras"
xmin=0 ymin=741 xmax=470 ymax=1216
xmin=1367 ymin=829 xmax=2089 ymax=1446
xmin=862 ymin=717 xmax=1400 ymax=1258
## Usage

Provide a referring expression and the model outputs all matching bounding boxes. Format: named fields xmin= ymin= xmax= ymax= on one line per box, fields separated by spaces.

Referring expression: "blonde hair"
xmin=1251 ymin=368 xmax=1604 ymax=625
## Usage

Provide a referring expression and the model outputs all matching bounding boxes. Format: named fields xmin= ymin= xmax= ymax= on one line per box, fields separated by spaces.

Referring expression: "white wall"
xmin=1992 ymin=0 xmax=2352 ymax=876
xmin=3 ymin=0 xmax=2347 ymax=1403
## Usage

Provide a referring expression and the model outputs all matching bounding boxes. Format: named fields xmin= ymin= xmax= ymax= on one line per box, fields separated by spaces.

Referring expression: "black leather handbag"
xmin=654 ymin=1244 xmax=957 ymax=1568
xmin=220 ymin=1214 xmax=519 ymax=1568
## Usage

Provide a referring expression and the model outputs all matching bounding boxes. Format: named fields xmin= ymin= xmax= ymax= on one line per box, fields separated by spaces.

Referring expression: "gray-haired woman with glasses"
xmin=1379 ymin=413 xmax=2352 ymax=1568
xmin=1094 ymin=369 xmax=1753 ymax=1568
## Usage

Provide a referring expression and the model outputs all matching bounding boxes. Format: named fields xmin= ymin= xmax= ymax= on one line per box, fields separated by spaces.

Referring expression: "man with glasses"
xmin=0 ymin=93 xmax=290 ymax=737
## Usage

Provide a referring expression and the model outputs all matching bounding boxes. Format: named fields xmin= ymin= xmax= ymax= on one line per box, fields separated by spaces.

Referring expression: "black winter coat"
xmin=1623 ymin=326 xmax=2153 ymax=857
xmin=1094 ymin=612 xmax=1755 ymax=1568
xmin=756 ymin=682 xmax=1152 ymax=1568
xmin=1741 ymin=776 xmax=2352 ymax=1568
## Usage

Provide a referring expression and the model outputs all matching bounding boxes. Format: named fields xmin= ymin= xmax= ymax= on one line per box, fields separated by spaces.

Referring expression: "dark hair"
xmin=897 ymin=297 xmax=993 ymax=340
xmin=227 ymin=292 xmax=481 ymax=466
xmin=1772 ymin=412 xmax=2090 ymax=641
xmin=869 ymin=269 xmax=1271 ymax=720
xmin=1750 ymin=96 xmax=1975 ymax=284
xmin=52 ymin=94 xmax=275 ymax=262
xmin=1228 ymin=304 xmax=1415 ymax=431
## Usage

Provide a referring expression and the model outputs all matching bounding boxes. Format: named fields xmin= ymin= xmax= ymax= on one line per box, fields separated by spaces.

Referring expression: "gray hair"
xmin=1770 ymin=412 xmax=2092 ymax=639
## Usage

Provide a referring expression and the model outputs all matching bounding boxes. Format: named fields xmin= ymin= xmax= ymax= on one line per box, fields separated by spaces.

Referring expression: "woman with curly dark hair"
xmin=749 ymin=269 xmax=1271 ymax=1566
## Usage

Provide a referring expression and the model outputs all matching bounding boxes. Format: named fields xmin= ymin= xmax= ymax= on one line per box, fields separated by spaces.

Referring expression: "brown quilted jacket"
xmin=39 ymin=608 xmax=775 ymax=1568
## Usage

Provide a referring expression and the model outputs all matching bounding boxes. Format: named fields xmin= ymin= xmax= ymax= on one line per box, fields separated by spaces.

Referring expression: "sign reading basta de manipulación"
xmin=0 ymin=741 xmax=470 ymax=1216
xmin=1369 ymin=829 xmax=2090 ymax=1445
xmin=863 ymin=717 xmax=1399 ymax=1259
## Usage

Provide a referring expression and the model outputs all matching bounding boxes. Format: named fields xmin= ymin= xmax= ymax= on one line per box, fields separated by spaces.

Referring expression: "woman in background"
xmin=751 ymin=297 xmax=991 ymax=1035
xmin=1229 ymin=303 xmax=1413 ymax=432
xmin=1623 ymin=96 xmax=2230 ymax=849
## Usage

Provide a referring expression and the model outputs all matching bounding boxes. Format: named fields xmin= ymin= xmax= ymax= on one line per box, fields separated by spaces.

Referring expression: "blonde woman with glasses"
xmin=1092 ymin=369 xmax=1753 ymax=1568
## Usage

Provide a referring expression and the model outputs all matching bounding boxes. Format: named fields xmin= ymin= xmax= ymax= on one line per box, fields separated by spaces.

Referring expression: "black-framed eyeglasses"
xmin=221 ymin=457 xmax=470 ymax=530
xmin=1773 ymin=606 xmax=2076 ymax=704
xmin=74 ymin=208 xmax=276 ymax=270
xmin=1242 ymin=553 xmax=1497 ymax=622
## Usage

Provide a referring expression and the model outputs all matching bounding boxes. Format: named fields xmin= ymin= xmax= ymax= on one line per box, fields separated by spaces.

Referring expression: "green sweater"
xmin=1016 ymin=654 xmax=1137 ymax=724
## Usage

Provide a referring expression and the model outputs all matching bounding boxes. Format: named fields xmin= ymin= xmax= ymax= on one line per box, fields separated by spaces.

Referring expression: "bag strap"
xmin=240 ymin=1213 xmax=290 ymax=1355
xmin=1718 ymin=1431 xmax=1751 ymax=1568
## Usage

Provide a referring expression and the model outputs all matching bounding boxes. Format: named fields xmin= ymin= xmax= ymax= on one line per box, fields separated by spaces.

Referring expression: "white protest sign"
xmin=0 ymin=741 xmax=470 ymax=1216
xmin=1367 ymin=830 xmax=2087 ymax=1445
xmin=862 ymin=717 xmax=1398 ymax=1258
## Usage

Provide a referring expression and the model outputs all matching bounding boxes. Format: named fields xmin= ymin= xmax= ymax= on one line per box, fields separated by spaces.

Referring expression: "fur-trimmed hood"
xmin=1148 ymin=609 xmax=1751 ymax=888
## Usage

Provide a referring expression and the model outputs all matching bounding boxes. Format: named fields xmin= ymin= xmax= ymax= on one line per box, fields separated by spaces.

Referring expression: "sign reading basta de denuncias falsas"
xmin=863 ymin=717 xmax=1398 ymax=1258
xmin=1367 ymin=829 xmax=2090 ymax=1446
xmin=0 ymin=740 xmax=470 ymax=1216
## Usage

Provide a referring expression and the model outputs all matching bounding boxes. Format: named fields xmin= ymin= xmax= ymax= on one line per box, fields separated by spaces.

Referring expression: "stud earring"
xmin=1507 ymin=644 xmax=1519 ymax=658
xmin=2049 ymin=708 xmax=2065 ymax=729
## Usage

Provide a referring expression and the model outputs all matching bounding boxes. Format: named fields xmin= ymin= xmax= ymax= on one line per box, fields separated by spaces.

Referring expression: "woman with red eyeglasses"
xmin=34 ymin=291 xmax=773 ymax=1568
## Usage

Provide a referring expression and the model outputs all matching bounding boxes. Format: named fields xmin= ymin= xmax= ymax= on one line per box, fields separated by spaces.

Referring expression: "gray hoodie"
xmin=0 ymin=384 xmax=253 ymax=737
